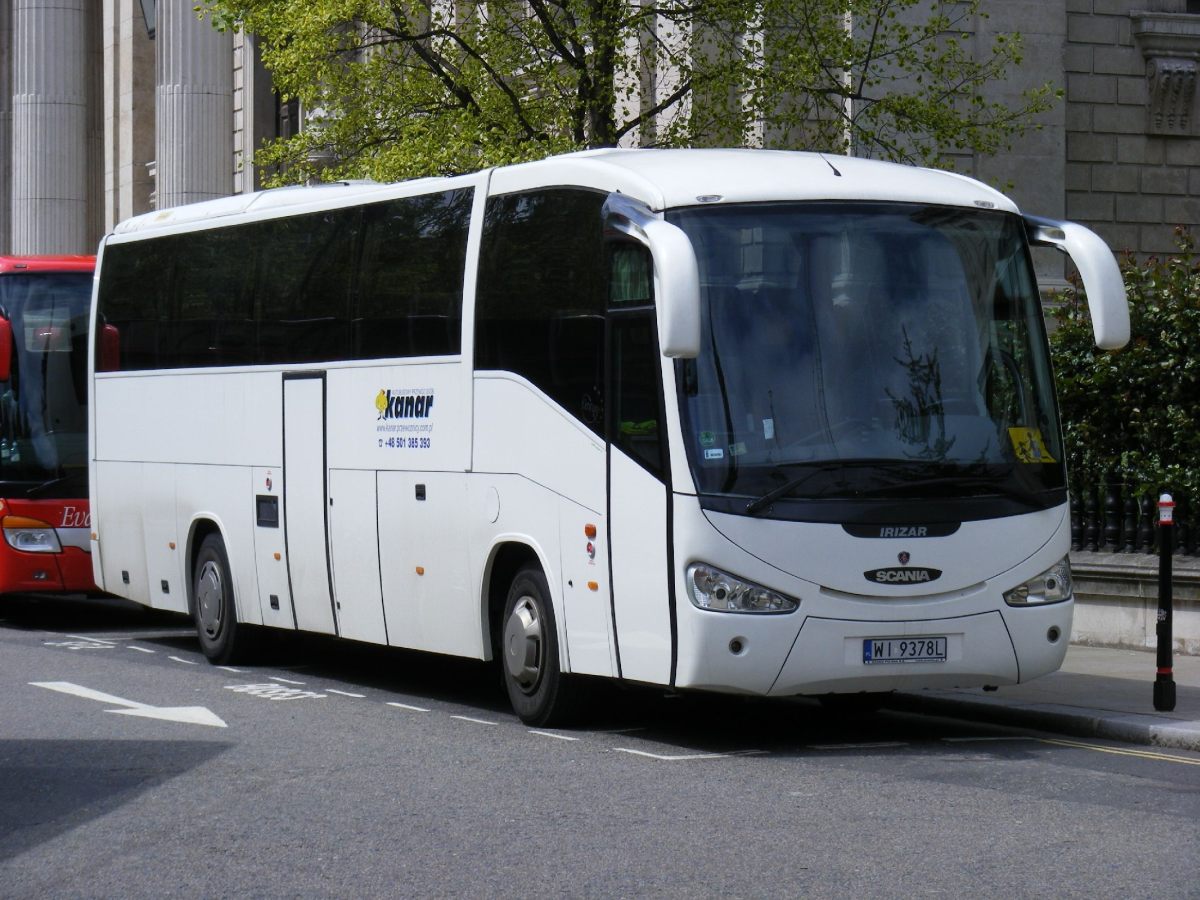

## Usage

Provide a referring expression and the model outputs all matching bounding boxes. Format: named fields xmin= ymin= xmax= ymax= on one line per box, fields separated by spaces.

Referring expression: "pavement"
xmin=890 ymin=644 xmax=1200 ymax=752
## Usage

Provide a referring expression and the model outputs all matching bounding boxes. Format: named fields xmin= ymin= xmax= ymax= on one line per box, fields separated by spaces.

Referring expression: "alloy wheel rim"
xmin=503 ymin=595 xmax=543 ymax=693
xmin=196 ymin=559 xmax=224 ymax=640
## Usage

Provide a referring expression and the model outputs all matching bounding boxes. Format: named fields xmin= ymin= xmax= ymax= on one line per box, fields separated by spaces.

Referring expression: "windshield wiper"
xmin=25 ymin=472 xmax=76 ymax=498
xmin=744 ymin=459 xmax=913 ymax=516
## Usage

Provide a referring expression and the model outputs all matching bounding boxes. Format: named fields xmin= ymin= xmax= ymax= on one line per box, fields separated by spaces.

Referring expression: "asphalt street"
xmin=2 ymin=596 xmax=1198 ymax=898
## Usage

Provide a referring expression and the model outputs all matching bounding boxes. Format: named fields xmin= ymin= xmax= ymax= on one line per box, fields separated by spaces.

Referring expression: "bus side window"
xmin=607 ymin=242 xmax=664 ymax=477
xmin=610 ymin=315 xmax=664 ymax=477
xmin=476 ymin=188 xmax=607 ymax=436
xmin=355 ymin=188 xmax=471 ymax=360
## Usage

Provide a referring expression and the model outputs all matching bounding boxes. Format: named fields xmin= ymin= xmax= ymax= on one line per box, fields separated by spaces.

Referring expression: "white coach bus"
xmin=89 ymin=149 xmax=1129 ymax=725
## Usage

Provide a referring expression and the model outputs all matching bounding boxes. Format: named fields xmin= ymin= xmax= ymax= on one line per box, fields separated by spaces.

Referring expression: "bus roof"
xmin=0 ymin=255 xmax=95 ymax=274
xmin=489 ymin=148 xmax=1019 ymax=215
xmin=109 ymin=149 xmax=1019 ymax=238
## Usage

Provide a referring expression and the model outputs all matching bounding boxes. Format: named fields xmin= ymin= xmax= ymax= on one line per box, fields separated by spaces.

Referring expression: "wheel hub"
xmin=196 ymin=560 xmax=224 ymax=639
xmin=504 ymin=595 xmax=542 ymax=692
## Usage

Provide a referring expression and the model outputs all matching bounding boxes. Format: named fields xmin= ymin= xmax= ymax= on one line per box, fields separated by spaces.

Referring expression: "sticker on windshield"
xmin=704 ymin=448 xmax=725 ymax=460
xmin=699 ymin=431 xmax=716 ymax=447
xmin=729 ymin=442 xmax=747 ymax=457
xmin=1008 ymin=427 xmax=1056 ymax=463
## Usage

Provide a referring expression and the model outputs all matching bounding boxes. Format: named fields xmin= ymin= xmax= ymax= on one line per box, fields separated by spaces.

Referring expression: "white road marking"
xmin=596 ymin=727 xmax=647 ymax=734
xmin=615 ymin=748 xmax=728 ymax=761
xmin=808 ymin=742 xmax=908 ymax=751
xmin=326 ymin=689 xmax=365 ymax=698
xmin=451 ymin=715 xmax=497 ymax=726
xmin=168 ymin=655 xmax=198 ymax=665
xmin=224 ymin=683 xmax=326 ymax=701
xmin=128 ymin=646 xmax=156 ymax=654
xmin=387 ymin=702 xmax=430 ymax=712
xmin=30 ymin=681 xmax=227 ymax=728
xmin=65 ymin=635 xmax=116 ymax=645
xmin=44 ymin=639 xmax=114 ymax=651
xmin=217 ymin=666 xmax=245 ymax=674
xmin=270 ymin=676 xmax=306 ymax=685
xmin=529 ymin=730 xmax=580 ymax=742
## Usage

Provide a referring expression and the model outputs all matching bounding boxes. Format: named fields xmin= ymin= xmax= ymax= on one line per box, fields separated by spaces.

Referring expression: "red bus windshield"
xmin=0 ymin=271 xmax=92 ymax=498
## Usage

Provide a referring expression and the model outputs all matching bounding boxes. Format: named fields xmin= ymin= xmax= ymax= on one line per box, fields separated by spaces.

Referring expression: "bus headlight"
xmin=687 ymin=563 xmax=798 ymax=613
xmin=1003 ymin=557 xmax=1072 ymax=606
xmin=3 ymin=516 xmax=63 ymax=553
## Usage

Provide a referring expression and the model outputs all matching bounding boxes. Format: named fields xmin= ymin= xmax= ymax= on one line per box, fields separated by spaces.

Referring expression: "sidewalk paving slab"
xmin=888 ymin=644 xmax=1200 ymax=752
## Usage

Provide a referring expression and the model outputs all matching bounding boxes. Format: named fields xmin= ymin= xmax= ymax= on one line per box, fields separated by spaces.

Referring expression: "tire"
xmin=499 ymin=566 xmax=576 ymax=726
xmin=192 ymin=533 xmax=251 ymax=665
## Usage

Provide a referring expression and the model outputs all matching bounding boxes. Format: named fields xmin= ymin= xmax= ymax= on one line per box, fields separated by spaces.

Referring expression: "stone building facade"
xmin=1066 ymin=1 xmax=1200 ymax=256
xmin=0 ymin=0 xmax=1197 ymax=263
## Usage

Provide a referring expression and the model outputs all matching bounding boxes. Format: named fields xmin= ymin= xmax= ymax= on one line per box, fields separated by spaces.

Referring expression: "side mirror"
xmin=99 ymin=323 xmax=121 ymax=372
xmin=0 ymin=317 xmax=12 ymax=382
xmin=1025 ymin=216 xmax=1130 ymax=349
xmin=603 ymin=194 xmax=701 ymax=358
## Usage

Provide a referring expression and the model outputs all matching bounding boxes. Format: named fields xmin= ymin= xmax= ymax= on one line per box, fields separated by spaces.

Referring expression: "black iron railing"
xmin=1070 ymin=482 xmax=1197 ymax=555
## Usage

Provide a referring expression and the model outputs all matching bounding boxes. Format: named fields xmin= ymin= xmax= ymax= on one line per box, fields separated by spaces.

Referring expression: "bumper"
xmin=0 ymin=545 xmax=96 ymax=594
xmin=674 ymin=597 xmax=1073 ymax=696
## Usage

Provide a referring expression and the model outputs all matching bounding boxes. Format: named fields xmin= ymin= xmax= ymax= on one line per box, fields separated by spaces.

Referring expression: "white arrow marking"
xmin=30 ymin=681 xmax=227 ymax=728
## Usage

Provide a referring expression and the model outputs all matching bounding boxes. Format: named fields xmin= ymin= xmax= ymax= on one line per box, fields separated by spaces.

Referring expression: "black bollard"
xmin=1153 ymin=492 xmax=1176 ymax=712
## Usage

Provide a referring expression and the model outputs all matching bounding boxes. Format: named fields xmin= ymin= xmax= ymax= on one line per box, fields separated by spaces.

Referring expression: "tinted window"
xmin=94 ymin=237 xmax=173 ymax=370
xmin=96 ymin=188 xmax=472 ymax=371
xmin=173 ymin=227 xmax=256 ymax=367
xmin=355 ymin=190 xmax=471 ymax=358
xmin=255 ymin=208 xmax=357 ymax=364
xmin=610 ymin=314 xmax=664 ymax=477
xmin=475 ymin=188 xmax=606 ymax=433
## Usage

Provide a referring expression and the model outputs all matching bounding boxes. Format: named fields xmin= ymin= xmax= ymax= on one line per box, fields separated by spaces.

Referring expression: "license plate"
xmin=862 ymin=636 xmax=947 ymax=664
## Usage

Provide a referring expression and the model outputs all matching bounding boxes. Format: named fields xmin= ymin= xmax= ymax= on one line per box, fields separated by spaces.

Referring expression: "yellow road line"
xmin=1038 ymin=737 xmax=1200 ymax=766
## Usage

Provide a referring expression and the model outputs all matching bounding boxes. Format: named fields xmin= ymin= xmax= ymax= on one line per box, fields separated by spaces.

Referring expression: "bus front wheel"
xmin=500 ymin=566 xmax=575 ymax=727
xmin=193 ymin=533 xmax=250 ymax=665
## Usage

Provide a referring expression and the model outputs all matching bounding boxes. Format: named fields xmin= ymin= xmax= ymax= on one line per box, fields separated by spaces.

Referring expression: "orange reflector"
xmin=273 ymin=552 xmax=281 ymax=561
xmin=587 ymin=581 xmax=599 ymax=591
xmin=2 ymin=515 xmax=53 ymax=529
xmin=584 ymin=523 xmax=597 ymax=539
xmin=90 ymin=532 xmax=98 ymax=541
xmin=169 ymin=541 xmax=176 ymax=550
xmin=416 ymin=566 xmax=425 ymax=576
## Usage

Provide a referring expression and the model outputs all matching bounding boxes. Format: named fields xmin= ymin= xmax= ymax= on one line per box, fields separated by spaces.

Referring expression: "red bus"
xmin=0 ymin=255 xmax=96 ymax=595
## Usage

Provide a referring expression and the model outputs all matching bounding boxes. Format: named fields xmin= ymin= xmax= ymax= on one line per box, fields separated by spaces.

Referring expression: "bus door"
xmin=606 ymin=244 xmax=674 ymax=685
xmin=282 ymin=373 xmax=337 ymax=634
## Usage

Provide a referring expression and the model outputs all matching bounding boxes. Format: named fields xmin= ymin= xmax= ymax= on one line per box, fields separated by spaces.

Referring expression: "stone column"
xmin=11 ymin=0 xmax=90 ymax=254
xmin=156 ymin=0 xmax=233 ymax=209
xmin=0 ymin=4 xmax=12 ymax=251
xmin=103 ymin=0 xmax=156 ymax=230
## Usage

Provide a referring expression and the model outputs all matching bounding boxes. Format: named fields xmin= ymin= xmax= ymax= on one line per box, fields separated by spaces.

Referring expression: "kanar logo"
xmin=376 ymin=389 xmax=434 ymax=420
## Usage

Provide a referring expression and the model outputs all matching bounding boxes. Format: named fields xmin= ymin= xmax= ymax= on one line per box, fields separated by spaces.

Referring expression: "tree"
xmin=200 ymin=0 xmax=1059 ymax=184
xmin=1050 ymin=229 xmax=1200 ymax=507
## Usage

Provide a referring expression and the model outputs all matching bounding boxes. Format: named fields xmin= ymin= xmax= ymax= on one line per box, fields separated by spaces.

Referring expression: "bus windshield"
xmin=0 ymin=272 xmax=92 ymax=494
xmin=668 ymin=202 xmax=1065 ymax=517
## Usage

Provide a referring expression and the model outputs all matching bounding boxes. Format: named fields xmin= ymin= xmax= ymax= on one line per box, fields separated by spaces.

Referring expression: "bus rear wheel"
xmin=193 ymin=533 xmax=250 ymax=665
xmin=500 ymin=566 xmax=575 ymax=727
